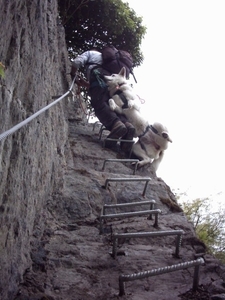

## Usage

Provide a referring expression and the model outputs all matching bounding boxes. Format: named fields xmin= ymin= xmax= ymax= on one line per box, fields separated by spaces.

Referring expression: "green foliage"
xmin=181 ymin=198 xmax=225 ymax=263
xmin=58 ymin=0 xmax=146 ymax=66
xmin=0 ymin=62 xmax=5 ymax=78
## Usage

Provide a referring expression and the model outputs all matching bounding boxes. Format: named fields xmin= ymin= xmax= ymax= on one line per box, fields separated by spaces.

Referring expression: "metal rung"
xmin=98 ymin=124 xmax=134 ymax=143
xmin=102 ymin=200 xmax=156 ymax=216
xmin=99 ymin=209 xmax=161 ymax=234
xmin=104 ymin=177 xmax=151 ymax=197
xmin=103 ymin=137 xmax=134 ymax=146
xmin=119 ymin=258 xmax=204 ymax=296
xmin=102 ymin=159 xmax=139 ymax=175
xmin=112 ymin=229 xmax=184 ymax=259
xmin=99 ymin=125 xmax=108 ymax=140
xmin=103 ymin=200 xmax=155 ymax=221
xmin=92 ymin=121 xmax=102 ymax=131
xmin=103 ymin=138 xmax=135 ymax=158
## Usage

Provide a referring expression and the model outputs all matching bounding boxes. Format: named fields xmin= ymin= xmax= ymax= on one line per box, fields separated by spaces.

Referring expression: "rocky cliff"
xmin=0 ymin=1 xmax=225 ymax=300
xmin=0 ymin=0 xmax=70 ymax=298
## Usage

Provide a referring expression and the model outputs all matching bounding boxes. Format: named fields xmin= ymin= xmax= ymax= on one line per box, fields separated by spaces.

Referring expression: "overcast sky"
xmin=124 ymin=0 xmax=225 ymax=201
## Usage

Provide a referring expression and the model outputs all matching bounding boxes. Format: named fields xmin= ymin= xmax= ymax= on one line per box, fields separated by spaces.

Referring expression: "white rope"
xmin=0 ymin=76 xmax=76 ymax=142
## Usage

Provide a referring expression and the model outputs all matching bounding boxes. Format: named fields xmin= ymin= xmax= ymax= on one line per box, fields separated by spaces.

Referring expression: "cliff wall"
xmin=0 ymin=1 xmax=71 ymax=298
xmin=0 ymin=1 xmax=225 ymax=300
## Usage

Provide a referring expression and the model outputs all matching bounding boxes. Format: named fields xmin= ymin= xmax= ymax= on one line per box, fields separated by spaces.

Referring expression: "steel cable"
xmin=0 ymin=76 xmax=76 ymax=142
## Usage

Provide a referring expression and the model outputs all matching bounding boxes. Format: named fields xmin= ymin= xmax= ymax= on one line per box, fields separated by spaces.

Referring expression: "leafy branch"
xmin=181 ymin=197 xmax=225 ymax=262
xmin=0 ymin=62 xmax=5 ymax=78
xmin=59 ymin=0 xmax=89 ymax=25
xmin=57 ymin=0 xmax=146 ymax=66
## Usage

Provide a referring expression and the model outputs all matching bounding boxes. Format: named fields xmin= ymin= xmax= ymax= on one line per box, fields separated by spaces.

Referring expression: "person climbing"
xmin=70 ymin=48 xmax=135 ymax=152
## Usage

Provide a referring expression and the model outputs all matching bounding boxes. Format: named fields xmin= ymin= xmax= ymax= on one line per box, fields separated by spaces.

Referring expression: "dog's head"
xmin=104 ymin=67 xmax=128 ymax=93
xmin=152 ymin=122 xmax=172 ymax=143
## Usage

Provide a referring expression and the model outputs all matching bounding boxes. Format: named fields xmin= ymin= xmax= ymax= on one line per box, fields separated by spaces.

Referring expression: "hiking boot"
xmin=104 ymin=120 xmax=127 ymax=149
xmin=120 ymin=122 xmax=135 ymax=153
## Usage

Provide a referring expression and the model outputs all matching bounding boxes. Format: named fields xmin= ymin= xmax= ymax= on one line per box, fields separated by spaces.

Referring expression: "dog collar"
xmin=138 ymin=124 xmax=160 ymax=139
xmin=118 ymin=82 xmax=126 ymax=88
xmin=138 ymin=125 xmax=151 ymax=138
xmin=150 ymin=125 xmax=159 ymax=135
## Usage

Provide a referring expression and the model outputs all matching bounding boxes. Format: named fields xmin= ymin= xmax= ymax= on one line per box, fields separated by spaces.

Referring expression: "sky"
xmin=123 ymin=0 xmax=225 ymax=203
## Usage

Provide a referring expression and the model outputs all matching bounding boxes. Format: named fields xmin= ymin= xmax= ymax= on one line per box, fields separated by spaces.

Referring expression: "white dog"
xmin=104 ymin=67 xmax=172 ymax=171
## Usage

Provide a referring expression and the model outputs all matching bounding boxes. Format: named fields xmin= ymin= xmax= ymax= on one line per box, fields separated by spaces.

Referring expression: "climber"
xmin=70 ymin=48 xmax=135 ymax=152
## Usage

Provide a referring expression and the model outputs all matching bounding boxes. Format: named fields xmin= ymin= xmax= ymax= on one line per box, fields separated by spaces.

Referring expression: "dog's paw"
xmin=108 ymin=98 xmax=117 ymax=111
xmin=137 ymin=161 xmax=145 ymax=168
xmin=136 ymin=158 xmax=153 ymax=169
xmin=128 ymin=100 xmax=134 ymax=109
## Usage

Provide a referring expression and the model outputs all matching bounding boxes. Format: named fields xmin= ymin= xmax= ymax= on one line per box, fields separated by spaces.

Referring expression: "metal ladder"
xmin=93 ymin=121 xmax=204 ymax=296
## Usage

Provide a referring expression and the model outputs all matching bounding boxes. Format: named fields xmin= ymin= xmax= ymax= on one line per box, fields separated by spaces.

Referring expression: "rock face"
xmin=0 ymin=1 xmax=225 ymax=300
xmin=0 ymin=0 xmax=71 ymax=299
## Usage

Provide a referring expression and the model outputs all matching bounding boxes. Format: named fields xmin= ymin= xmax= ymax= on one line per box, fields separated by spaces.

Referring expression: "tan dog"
xmin=104 ymin=67 xmax=172 ymax=171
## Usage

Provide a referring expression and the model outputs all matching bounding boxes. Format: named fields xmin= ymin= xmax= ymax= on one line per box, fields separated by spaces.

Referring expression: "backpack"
xmin=101 ymin=45 xmax=137 ymax=83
